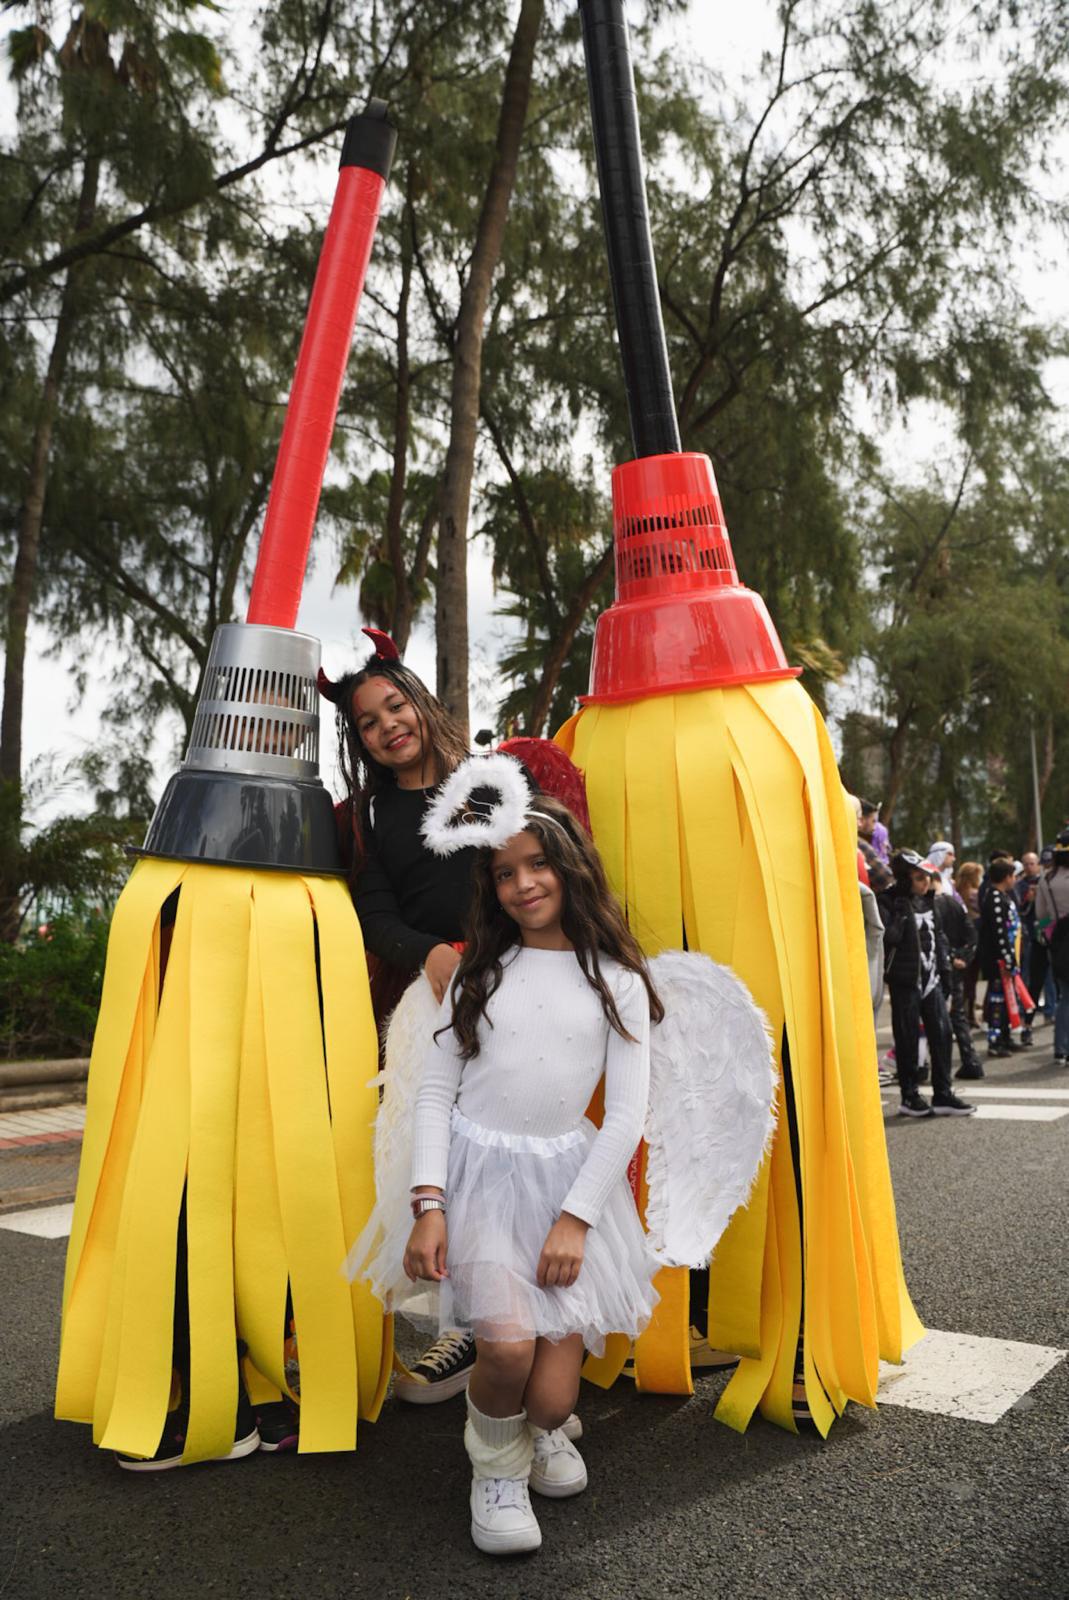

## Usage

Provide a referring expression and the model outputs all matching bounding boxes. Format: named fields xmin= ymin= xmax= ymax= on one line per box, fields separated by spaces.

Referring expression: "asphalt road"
xmin=2 ymin=1042 xmax=1067 ymax=1600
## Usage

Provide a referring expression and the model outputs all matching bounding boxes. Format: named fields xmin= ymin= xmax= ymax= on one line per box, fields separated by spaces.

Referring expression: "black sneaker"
xmin=987 ymin=1043 xmax=1012 ymax=1060
xmin=255 ymin=1396 xmax=300 ymax=1453
xmin=1019 ymin=1030 xmax=1034 ymax=1047
xmin=955 ymin=1062 xmax=984 ymax=1079
xmin=394 ymin=1329 xmax=476 ymax=1404
xmin=932 ymin=1093 xmax=977 ymax=1116
xmin=116 ymin=1383 xmax=260 ymax=1472
xmin=897 ymin=1093 xmax=934 ymax=1117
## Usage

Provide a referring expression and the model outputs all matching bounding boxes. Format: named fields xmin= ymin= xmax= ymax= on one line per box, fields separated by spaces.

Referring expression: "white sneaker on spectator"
xmin=470 ymin=1475 xmax=542 ymax=1554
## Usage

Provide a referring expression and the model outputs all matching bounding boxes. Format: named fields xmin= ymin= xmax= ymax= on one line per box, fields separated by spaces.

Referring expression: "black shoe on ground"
xmin=116 ymin=1384 xmax=259 ymax=1472
xmin=931 ymin=1092 xmax=977 ymax=1116
xmin=393 ymin=1329 xmax=476 ymax=1404
xmin=987 ymin=1043 xmax=1012 ymax=1060
xmin=1053 ymin=1054 xmax=1069 ymax=1067
xmin=956 ymin=1062 xmax=985 ymax=1079
xmin=1019 ymin=1030 xmax=1034 ymax=1047
xmin=255 ymin=1397 xmax=300 ymax=1453
xmin=897 ymin=1093 xmax=933 ymax=1118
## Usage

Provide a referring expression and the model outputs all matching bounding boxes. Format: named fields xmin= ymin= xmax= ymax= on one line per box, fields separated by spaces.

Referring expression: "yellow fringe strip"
xmin=558 ymin=679 xmax=923 ymax=1434
xmin=55 ymin=859 xmax=383 ymax=1460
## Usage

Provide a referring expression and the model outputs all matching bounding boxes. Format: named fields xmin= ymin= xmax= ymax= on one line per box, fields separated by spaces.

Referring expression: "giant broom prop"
xmin=55 ymin=103 xmax=397 ymax=1461
xmin=561 ymin=1 xmax=922 ymax=1434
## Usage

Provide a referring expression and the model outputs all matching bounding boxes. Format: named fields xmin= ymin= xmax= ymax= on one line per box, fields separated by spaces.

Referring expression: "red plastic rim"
xmin=585 ymin=453 xmax=797 ymax=702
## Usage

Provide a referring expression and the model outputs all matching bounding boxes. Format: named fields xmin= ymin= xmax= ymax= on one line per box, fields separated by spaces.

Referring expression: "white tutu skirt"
xmin=358 ymin=1109 xmax=659 ymax=1356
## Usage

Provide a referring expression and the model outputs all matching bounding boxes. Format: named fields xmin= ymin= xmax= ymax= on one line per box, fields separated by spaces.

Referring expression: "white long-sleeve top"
xmin=410 ymin=946 xmax=650 ymax=1228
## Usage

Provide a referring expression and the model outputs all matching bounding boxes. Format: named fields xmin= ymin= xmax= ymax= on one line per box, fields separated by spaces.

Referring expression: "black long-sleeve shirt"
xmin=978 ymin=886 xmax=1017 ymax=981
xmin=348 ymin=784 xmax=477 ymax=974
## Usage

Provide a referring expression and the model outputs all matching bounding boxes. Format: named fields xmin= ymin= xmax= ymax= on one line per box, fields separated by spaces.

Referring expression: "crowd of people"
xmin=853 ymin=799 xmax=1069 ymax=1119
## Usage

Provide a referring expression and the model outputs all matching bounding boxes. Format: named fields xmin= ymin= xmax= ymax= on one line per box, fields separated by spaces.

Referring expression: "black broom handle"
xmin=579 ymin=0 xmax=681 ymax=457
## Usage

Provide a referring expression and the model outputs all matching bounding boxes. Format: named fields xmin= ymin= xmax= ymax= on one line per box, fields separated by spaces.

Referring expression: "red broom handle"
xmin=246 ymin=101 xmax=396 ymax=628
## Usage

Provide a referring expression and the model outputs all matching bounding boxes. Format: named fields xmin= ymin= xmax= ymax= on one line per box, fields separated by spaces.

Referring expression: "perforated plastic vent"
xmin=184 ymin=624 xmax=322 ymax=780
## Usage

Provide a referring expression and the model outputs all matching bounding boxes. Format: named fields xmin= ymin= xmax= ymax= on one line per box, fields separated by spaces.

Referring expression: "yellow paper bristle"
xmin=55 ymin=859 xmax=386 ymax=1461
xmin=558 ymin=678 xmax=923 ymax=1434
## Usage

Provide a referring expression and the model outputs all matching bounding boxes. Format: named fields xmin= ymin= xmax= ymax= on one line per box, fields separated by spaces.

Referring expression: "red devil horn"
xmin=316 ymin=666 xmax=342 ymax=703
xmin=362 ymin=626 xmax=401 ymax=661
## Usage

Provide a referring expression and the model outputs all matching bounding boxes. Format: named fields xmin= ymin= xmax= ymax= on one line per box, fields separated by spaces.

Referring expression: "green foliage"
xmin=0 ymin=911 xmax=110 ymax=1058
xmin=843 ymin=426 xmax=1069 ymax=853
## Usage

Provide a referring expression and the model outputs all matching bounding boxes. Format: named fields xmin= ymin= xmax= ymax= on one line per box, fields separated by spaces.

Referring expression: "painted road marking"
xmin=0 ymin=1201 xmax=75 ymax=1239
xmin=878 ymin=1329 xmax=1067 ymax=1424
xmin=882 ymin=1099 xmax=1069 ymax=1122
xmin=971 ymin=1104 xmax=1069 ymax=1122
xmin=954 ymin=1085 xmax=1069 ymax=1100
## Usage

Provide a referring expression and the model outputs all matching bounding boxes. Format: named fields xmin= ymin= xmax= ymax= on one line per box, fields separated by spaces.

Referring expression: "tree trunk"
xmin=527 ymin=545 xmax=614 ymax=736
xmin=434 ymin=0 xmax=544 ymax=735
xmin=880 ymin=704 xmax=914 ymax=828
xmin=0 ymin=153 xmax=100 ymax=940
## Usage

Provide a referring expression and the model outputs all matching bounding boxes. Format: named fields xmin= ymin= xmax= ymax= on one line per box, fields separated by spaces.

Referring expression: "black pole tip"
xmin=340 ymin=99 xmax=397 ymax=181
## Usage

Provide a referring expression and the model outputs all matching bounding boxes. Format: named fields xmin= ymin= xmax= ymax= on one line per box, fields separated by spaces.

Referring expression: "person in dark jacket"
xmin=978 ymin=857 xmax=1033 ymax=1058
xmin=879 ymin=850 xmax=976 ymax=1117
xmin=932 ymin=875 xmax=984 ymax=1079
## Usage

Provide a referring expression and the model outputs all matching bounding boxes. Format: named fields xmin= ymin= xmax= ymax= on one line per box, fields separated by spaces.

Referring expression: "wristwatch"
xmin=411 ymin=1195 xmax=446 ymax=1219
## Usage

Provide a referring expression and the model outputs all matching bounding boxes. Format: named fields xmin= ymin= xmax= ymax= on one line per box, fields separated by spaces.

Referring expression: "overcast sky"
xmin=4 ymin=2 xmax=1066 ymax=819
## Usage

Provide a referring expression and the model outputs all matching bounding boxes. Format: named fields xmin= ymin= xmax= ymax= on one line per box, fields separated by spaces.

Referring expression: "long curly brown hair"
xmin=445 ymin=795 xmax=664 ymax=1062
xmin=334 ymin=655 xmax=469 ymax=879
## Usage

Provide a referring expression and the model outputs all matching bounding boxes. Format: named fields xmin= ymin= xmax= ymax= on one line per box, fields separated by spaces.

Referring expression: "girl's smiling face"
xmin=351 ymin=676 xmax=428 ymax=783
xmin=491 ymin=829 xmax=568 ymax=946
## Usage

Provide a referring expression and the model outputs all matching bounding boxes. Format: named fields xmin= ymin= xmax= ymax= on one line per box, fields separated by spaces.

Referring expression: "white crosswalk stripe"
xmin=951 ymin=1084 xmax=1069 ymax=1100
xmin=0 ymin=1201 xmax=75 ymax=1238
xmin=878 ymin=1330 xmax=1067 ymax=1423
xmin=970 ymin=1103 xmax=1068 ymax=1121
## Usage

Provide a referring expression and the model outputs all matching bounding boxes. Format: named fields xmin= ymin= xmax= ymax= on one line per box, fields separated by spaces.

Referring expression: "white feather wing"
xmin=342 ymin=973 xmax=441 ymax=1296
xmin=644 ymin=950 xmax=777 ymax=1269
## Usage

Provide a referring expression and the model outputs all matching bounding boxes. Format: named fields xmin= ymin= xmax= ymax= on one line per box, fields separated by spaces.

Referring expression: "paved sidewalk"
xmin=0 ymin=1105 xmax=86 ymax=1212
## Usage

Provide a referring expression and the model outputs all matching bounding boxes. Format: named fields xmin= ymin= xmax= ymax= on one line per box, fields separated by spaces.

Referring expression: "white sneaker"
xmin=529 ymin=1428 xmax=588 ymax=1498
xmin=560 ymin=1411 xmax=582 ymax=1442
xmin=470 ymin=1475 xmax=542 ymax=1555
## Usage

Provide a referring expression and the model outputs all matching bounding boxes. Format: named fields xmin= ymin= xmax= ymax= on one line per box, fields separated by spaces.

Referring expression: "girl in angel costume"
xmin=347 ymin=753 xmax=777 ymax=1556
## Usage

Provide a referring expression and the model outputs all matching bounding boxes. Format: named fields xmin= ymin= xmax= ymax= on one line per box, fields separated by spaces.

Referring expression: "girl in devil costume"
xmin=319 ymin=629 xmax=482 ymax=1404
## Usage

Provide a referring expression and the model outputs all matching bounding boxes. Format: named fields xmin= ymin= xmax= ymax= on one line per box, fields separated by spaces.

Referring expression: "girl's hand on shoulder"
xmin=537 ymin=1212 xmax=589 ymax=1289
xmin=403 ymin=1212 xmax=449 ymax=1282
xmin=424 ymin=943 xmax=461 ymax=1004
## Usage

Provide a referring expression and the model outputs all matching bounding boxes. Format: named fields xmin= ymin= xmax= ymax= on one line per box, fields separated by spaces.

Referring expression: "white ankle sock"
xmin=465 ymin=1397 xmax=533 ymax=1480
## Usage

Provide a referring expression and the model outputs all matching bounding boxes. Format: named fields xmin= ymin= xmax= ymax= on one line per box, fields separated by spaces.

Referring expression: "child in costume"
xmin=878 ymin=850 xmax=976 ymax=1118
xmin=406 ymin=793 xmax=661 ymax=1554
xmin=319 ymin=630 xmax=481 ymax=1404
xmin=979 ymin=857 xmax=1034 ymax=1058
xmin=350 ymin=754 xmax=777 ymax=1555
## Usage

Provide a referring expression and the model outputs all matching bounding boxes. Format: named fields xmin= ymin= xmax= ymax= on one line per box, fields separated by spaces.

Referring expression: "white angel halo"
xmin=420 ymin=751 xmax=534 ymax=856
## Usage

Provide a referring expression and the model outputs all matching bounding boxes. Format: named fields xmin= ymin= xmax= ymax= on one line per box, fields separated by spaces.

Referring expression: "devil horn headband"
xmin=317 ymin=626 xmax=403 ymax=702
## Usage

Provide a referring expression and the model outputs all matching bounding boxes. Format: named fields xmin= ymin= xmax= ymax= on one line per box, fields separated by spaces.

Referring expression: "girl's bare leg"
xmin=467 ymin=1336 xmax=537 ymax=1418
xmin=523 ymin=1334 xmax=584 ymax=1430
